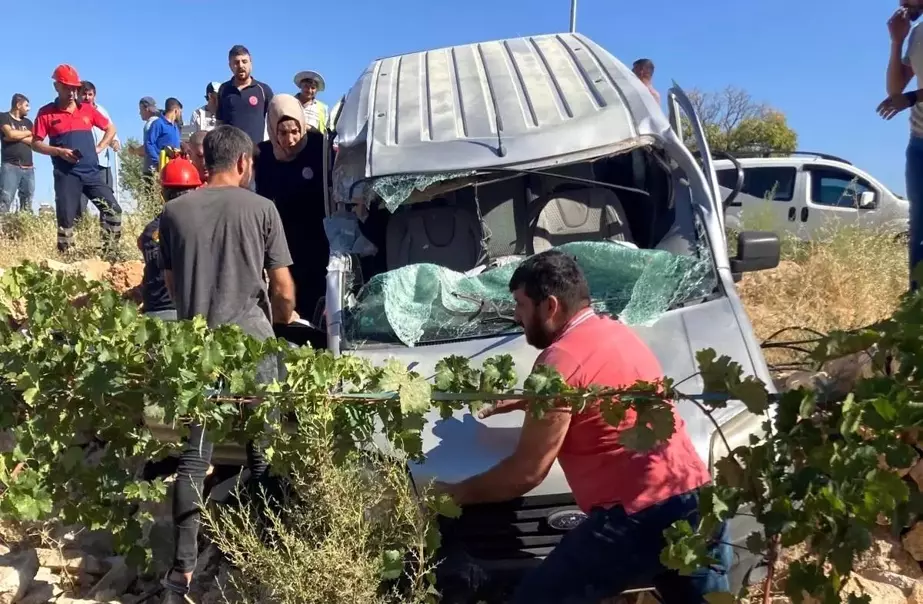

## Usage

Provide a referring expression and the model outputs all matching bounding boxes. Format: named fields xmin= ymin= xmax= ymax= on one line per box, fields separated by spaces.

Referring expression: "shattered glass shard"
xmin=370 ymin=171 xmax=476 ymax=212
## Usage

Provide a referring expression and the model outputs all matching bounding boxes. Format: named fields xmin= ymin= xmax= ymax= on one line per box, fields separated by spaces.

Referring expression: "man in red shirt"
xmin=31 ymin=64 xmax=122 ymax=257
xmin=437 ymin=250 xmax=730 ymax=603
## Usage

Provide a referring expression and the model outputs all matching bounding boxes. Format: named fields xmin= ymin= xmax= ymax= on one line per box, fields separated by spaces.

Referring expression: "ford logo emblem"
xmin=547 ymin=509 xmax=587 ymax=531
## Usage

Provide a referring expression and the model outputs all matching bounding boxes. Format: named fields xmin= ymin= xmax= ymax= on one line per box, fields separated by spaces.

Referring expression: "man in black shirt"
xmin=0 ymin=94 xmax=35 ymax=213
xmin=136 ymin=156 xmax=202 ymax=321
xmin=216 ymin=45 xmax=273 ymax=147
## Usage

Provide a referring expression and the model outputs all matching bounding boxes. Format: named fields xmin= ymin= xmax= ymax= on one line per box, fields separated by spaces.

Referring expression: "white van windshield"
xmin=340 ymin=150 xmax=719 ymax=348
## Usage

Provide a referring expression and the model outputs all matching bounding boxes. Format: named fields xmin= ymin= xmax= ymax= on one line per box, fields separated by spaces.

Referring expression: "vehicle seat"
xmin=530 ymin=187 xmax=634 ymax=253
xmin=385 ymin=203 xmax=483 ymax=272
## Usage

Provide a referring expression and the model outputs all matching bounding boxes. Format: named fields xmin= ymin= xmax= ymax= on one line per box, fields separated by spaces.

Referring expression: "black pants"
xmin=171 ymin=356 xmax=280 ymax=574
xmin=79 ymin=166 xmax=113 ymax=217
xmin=53 ymin=168 xmax=122 ymax=253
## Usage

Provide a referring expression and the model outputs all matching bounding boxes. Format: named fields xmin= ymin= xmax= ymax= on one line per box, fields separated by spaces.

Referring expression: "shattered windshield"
xmin=343 ymin=240 xmax=716 ymax=348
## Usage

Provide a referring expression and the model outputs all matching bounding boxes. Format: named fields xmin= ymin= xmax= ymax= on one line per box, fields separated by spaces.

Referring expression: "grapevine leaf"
xmin=745 ymin=531 xmax=766 ymax=553
xmin=21 ymin=387 xmax=38 ymax=405
xmin=714 ymin=457 xmax=746 ymax=489
xmin=432 ymin=492 xmax=462 ymax=519
xmin=731 ymin=379 xmax=769 ymax=415
xmin=399 ymin=375 xmax=432 ymax=415
xmin=600 ymin=399 xmax=626 ymax=428
xmin=380 ymin=549 xmax=404 ymax=580
xmin=619 ymin=425 xmax=657 ymax=452
xmin=798 ymin=392 xmax=816 ymax=419
xmin=871 ymin=398 xmax=896 ymax=422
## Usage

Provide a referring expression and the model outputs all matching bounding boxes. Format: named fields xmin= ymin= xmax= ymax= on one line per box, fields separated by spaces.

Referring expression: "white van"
xmin=324 ymin=32 xmax=779 ymax=601
xmin=715 ymin=152 xmax=909 ymax=239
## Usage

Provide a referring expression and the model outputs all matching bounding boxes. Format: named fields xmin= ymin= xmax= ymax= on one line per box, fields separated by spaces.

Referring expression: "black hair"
xmin=10 ymin=93 xmax=28 ymax=110
xmin=165 ymin=97 xmax=183 ymax=111
xmin=203 ymin=125 xmax=252 ymax=174
xmin=80 ymin=81 xmax=96 ymax=94
xmin=228 ymin=44 xmax=250 ymax=59
xmin=633 ymin=58 xmax=655 ymax=73
xmin=508 ymin=250 xmax=590 ymax=311
xmin=163 ymin=186 xmax=195 ymax=202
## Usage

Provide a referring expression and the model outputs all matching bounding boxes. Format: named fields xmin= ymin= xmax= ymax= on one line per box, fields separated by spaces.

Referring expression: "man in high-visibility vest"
xmin=293 ymin=70 xmax=329 ymax=134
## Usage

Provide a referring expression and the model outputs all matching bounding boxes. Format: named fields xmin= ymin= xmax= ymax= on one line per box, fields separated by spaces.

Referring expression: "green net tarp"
xmin=344 ymin=241 xmax=715 ymax=347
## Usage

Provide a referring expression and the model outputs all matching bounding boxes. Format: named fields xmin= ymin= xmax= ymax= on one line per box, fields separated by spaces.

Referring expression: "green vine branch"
xmin=1 ymin=262 xmax=921 ymax=603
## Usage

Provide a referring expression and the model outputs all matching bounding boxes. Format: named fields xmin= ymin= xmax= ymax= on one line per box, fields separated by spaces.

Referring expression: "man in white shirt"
xmin=183 ymin=81 xmax=220 ymax=141
xmin=877 ymin=0 xmax=923 ymax=289
xmin=79 ymin=81 xmax=121 ymax=216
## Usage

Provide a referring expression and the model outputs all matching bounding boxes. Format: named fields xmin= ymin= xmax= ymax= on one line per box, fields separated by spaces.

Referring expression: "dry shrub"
xmin=201 ymin=451 xmax=438 ymax=604
xmin=738 ymin=223 xmax=906 ymax=366
xmin=0 ymin=164 xmax=161 ymax=269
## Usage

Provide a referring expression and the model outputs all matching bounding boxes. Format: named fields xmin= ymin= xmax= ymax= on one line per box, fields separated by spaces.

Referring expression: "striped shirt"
xmin=904 ymin=24 xmax=923 ymax=136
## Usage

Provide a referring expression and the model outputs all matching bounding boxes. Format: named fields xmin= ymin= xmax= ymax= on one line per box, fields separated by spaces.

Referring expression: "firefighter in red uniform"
xmin=136 ymin=157 xmax=202 ymax=320
xmin=30 ymin=64 xmax=122 ymax=258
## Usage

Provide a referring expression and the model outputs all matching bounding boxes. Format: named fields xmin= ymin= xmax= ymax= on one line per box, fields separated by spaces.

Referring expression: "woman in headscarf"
xmin=255 ymin=94 xmax=328 ymax=320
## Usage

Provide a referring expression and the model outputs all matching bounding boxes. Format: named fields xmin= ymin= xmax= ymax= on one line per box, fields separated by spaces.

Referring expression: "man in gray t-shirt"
xmin=157 ymin=125 xmax=297 ymax=602
xmin=160 ymin=125 xmax=296 ymax=340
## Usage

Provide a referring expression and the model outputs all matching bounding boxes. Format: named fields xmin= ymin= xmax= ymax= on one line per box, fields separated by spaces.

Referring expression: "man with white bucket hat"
xmin=293 ymin=70 xmax=329 ymax=134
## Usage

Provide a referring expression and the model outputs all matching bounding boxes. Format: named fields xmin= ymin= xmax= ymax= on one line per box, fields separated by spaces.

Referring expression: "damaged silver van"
xmin=321 ymin=33 xmax=778 ymax=602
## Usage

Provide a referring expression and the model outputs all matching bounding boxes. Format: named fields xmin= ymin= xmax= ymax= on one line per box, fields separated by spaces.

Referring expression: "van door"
xmin=668 ymin=85 xmax=725 ymax=231
xmin=800 ymin=164 xmax=879 ymax=238
xmin=717 ymin=165 xmax=799 ymax=233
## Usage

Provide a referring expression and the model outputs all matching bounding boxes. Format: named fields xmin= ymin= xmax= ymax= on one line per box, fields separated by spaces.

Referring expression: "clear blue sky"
xmin=0 ymin=0 xmax=909 ymax=206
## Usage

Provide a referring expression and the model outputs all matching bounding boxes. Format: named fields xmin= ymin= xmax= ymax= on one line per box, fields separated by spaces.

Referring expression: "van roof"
xmin=334 ymin=33 xmax=671 ymax=178
xmin=712 ymin=151 xmax=852 ymax=168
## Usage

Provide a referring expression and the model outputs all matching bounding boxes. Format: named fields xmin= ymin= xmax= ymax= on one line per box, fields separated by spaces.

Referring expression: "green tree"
xmin=683 ymin=86 xmax=797 ymax=155
xmin=118 ymin=137 xmax=161 ymax=220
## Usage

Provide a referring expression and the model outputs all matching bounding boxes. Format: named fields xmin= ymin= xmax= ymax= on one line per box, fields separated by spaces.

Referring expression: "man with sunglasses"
xmin=878 ymin=0 xmax=923 ymax=289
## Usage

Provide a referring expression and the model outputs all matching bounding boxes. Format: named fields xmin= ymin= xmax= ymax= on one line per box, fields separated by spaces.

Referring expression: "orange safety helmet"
xmin=160 ymin=157 xmax=203 ymax=188
xmin=52 ymin=64 xmax=81 ymax=88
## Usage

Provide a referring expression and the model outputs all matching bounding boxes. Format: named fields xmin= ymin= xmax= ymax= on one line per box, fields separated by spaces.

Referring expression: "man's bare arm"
xmin=888 ymin=40 xmax=914 ymax=96
xmin=1 ymin=125 xmax=32 ymax=143
xmin=441 ymin=409 xmax=572 ymax=506
xmin=31 ymin=139 xmax=77 ymax=163
xmin=97 ymin=122 xmax=117 ymax=154
xmin=267 ymin=266 xmax=296 ymax=324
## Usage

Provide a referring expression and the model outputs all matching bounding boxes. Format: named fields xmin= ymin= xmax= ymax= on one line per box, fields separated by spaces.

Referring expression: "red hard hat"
xmin=52 ymin=64 xmax=81 ymax=87
xmin=161 ymin=157 xmax=203 ymax=188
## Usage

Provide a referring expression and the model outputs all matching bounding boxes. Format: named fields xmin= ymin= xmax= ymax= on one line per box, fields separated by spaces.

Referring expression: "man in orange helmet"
xmin=136 ymin=157 xmax=202 ymax=321
xmin=30 ymin=64 xmax=122 ymax=258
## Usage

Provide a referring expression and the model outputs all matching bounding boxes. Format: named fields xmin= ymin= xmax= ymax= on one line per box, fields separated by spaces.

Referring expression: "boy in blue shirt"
xmin=144 ymin=97 xmax=183 ymax=174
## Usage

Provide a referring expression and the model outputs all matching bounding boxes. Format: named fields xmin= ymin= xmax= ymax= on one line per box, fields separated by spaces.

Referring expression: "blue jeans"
xmin=0 ymin=163 xmax=35 ymax=213
xmin=512 ymin=489 xmax=731 ymax=604
xmin=907 ymin=136 xmax=923 ymax=290
xmin=142 ymin=309 xmax=177 ymax=321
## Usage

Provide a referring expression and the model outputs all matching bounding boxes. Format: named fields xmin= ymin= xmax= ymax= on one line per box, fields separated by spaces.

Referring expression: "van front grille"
xmin=440 ymin=493 xmax=581 ymax=562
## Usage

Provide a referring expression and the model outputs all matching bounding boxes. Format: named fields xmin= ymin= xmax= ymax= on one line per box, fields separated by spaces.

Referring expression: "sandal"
xmin=160 ymin=572 xmax=196 ymax=604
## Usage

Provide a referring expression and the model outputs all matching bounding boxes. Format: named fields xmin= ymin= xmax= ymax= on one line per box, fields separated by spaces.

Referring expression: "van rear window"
xmin=717 ymin=167 xmax=796 ymax=202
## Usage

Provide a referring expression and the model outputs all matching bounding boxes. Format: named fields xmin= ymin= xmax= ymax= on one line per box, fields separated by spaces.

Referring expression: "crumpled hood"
xmin=349 ymin=296 xmax=768 ymax=494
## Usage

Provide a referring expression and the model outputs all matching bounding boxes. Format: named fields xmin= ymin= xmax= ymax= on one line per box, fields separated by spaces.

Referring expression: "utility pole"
xmin=569 ymin=0 xmax=577 ymax=32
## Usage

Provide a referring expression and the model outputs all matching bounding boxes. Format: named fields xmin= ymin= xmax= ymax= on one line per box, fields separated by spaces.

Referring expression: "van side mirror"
xmin=858 ymin=191 xmax=877 ymax=210
xmin=730 ymin=231 xmax=780 ymax=276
